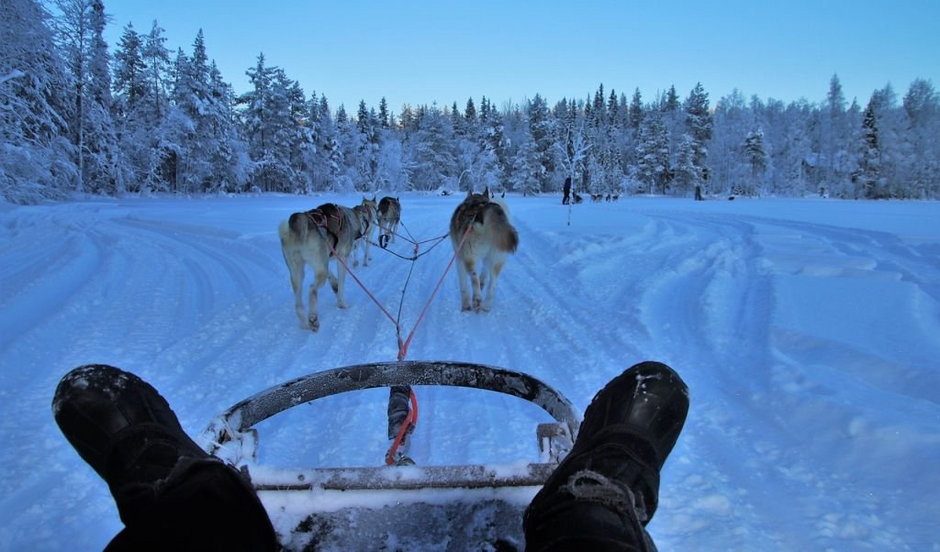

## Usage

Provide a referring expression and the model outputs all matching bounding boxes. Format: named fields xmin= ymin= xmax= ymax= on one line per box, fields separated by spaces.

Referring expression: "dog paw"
xmin=308 ymin=316 xmax=320 ymax=332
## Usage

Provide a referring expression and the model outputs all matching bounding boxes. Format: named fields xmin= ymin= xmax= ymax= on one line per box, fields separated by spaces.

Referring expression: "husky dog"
xmin=352 ymin=196 xmax=378 ymax=266
xmin=278 ymin=203 xmax=361 ymax=331
xmin=377 ymin=196 xmax=401 ymax=246
xmin=449 ymin=187 xmax=519 ymax=312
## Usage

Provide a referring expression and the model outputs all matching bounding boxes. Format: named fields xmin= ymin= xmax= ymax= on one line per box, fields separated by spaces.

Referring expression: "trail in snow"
xmin=1 ymin=195 xmax=938 ymax=550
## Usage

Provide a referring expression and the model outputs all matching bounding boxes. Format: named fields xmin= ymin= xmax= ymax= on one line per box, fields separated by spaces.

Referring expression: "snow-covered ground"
xmin=1 ymin=193 xmax=938 ymax=550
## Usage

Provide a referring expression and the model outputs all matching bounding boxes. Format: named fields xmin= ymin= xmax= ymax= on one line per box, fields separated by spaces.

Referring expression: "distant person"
xmin=53 ymin=362 xmax=689 ymax=551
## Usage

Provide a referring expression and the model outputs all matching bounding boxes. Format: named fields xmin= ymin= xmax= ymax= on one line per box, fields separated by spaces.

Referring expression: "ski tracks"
xmin=6 ymin=196 xmax=937 ymax=550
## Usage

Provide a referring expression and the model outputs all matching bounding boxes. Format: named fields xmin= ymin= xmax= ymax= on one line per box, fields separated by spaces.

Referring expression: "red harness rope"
xmin=314 ymin=213 xmax=474 ymax=464
xmin=385 ymin=389 xmax=419 ymax=465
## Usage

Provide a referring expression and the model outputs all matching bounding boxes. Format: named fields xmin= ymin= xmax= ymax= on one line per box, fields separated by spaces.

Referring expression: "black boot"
xmin=53 ymin=365 xmax=279 ymax=550
xmin=52 ymin=364 xmax=209 ymax=492
xmin=523 ymin=361 xmax=689 ymax=552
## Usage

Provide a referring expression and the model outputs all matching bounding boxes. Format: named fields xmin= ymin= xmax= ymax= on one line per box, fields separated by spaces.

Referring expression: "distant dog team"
xmin=280 ymin=190 xmax=518 ymax=330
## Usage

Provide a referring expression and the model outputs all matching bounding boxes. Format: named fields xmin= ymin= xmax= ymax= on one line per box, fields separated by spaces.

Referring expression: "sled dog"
xmin=352 ymin=196 xmax=378 ymax=266
xmin=377 ymin=196 xmax=401 ymax=245
xmin=449 ymin=187 xmax=518 ymax=312
xmin=278 ymin=203 xmax=361 ymax=331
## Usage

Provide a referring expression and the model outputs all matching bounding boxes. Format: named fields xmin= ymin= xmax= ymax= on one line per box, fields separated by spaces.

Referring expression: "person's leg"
xmin=523 ymin=361 xmax=689 ymax=552
xmin=53 ymin=364 xmax=279 ymax=551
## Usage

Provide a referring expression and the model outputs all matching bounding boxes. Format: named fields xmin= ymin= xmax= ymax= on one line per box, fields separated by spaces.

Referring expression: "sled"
xmin=200 ymin=361 xmax=581 ymax=550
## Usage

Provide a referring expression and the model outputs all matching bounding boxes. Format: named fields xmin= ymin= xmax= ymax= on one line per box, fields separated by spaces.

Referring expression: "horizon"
xmin=100 ymin=0 xmax=940 ymax=113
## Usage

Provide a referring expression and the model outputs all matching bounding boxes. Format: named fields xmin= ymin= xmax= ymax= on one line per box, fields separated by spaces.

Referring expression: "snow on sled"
xmin=200 ymin=361 xmax=581 ymax=551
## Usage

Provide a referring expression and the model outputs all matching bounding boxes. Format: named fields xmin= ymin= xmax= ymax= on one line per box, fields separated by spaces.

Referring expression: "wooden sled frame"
xmin=200 ymin=361 xmax=582 ymax=492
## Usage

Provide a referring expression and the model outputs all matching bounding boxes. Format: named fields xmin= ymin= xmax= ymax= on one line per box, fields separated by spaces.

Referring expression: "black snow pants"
xmin=105 ymin=457 xmax=279 ymax=551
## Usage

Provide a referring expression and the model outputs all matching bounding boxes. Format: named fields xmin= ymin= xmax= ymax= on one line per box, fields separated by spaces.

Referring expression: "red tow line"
xmin=315 ymin=213 xmax=474 ymax=465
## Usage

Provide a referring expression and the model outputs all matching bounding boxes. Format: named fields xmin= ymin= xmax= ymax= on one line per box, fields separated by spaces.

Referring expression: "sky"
xmin=102 ymin=0 xmax=939 ymax=114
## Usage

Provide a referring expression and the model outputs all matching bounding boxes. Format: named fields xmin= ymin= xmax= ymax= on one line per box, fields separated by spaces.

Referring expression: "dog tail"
xmin=486 ymin=202 xmax=519 ymax=253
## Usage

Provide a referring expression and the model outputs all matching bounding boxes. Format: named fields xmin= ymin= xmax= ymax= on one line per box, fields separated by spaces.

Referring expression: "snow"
xmin=1 ymin=193 xmax=939 ymax=550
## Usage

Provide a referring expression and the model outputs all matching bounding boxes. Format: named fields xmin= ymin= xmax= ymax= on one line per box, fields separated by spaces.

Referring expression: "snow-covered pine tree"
xmin=634 ymin=110 xmax=669 ymax=195
xmin=853 ymin=98 xmax=881 ymax=198
xmin=742 ymin=128 xmax=768 ymax=195
xmin=507 ymin=129 xmax=540 ymax=196
xmin=902 ymin=79 xmax=939 ymax=198
xmin=55 ymin=0 xmax=122 ymax=194
xmin=816 ymin=74 xmax=853 ymax=196
xmin=628 ymin=88 xmax=643 ymax=133
xmin=240 ymin=54 xmax=306 ymax=192
xmin=356 ymin=100 xmax=380 ymax=190
xmin=0 ymin=0 xmax=76 ymax=202
xmin=167 ymin=30 xmax=244 ymax=193
xmin=527 ymin=94 xmax=556 ymax=192
xmin=683 ymin=82 xmax=712 ymax=192
xmin=378 ymin=97 xmax=390 ymax=129
xmin=672 ymin=133 xmax=699 ymax=197
xmin=113 ymin=23 xmax=146 ymax=108
xmin=404 ymin=105 xmax=457 ymax=191
xmin=142 ymin=21 xmax=170 ymax=121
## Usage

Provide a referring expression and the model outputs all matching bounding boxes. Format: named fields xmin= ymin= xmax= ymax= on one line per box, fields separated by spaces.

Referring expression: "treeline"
xmin=2 ymin=0 xmax=939 ymax=204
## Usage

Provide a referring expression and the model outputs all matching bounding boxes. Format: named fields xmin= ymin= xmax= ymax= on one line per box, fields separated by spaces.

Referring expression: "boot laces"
xmin=562 ymin=469 xmax=649 ymax=523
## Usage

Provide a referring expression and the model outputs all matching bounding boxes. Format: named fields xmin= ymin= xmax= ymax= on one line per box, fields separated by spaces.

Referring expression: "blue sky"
xmin=102 ymin=0 xmax=939 ymax=113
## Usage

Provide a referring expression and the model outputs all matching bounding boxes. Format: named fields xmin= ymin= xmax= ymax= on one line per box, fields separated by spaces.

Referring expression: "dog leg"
xmin=307 ymin=284 xmax=320 ymax=332
xmin=333 ymin=254 xmax=349 ymax=309
xmin=456 ymin=260 xmax=473 ymax=311
xmin=362 ymin=236 xmax=370 ymax=267
xmin=308 ymin=266 xmax=329 ymax=332
xmin=468 ymin=261 xmax=483 ymax=312
xmin=285 ymin=251 xmax=309 ymax=328
xmin=481 ymin=258 xmax=505 ymax=312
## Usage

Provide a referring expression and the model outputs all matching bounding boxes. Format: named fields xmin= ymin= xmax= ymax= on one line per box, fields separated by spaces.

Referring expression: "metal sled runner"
xmin=200 ymin=361 xmax=581 ymax=550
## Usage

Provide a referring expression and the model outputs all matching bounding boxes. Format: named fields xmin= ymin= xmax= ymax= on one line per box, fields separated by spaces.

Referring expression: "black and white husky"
xmin=377 ymin=196 xmax=401 ymax=245
xmin=449 ymin=188 xmax=519 ymax=312
xmin=352 ymin=196 xmax=378 ymax=266
xmin=279 ymin=203 xmax=361 ymax=331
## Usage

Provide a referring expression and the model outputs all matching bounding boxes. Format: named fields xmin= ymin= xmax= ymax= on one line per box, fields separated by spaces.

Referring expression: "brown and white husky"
xmin=278 ymin=203 xmax=360 ymax=331
xmin=352 ymin=196 xmax=378 ymax=266
xmin=377 ymin=196 xmax=401 ymax=245
xmin=449 ymin=188 xmax=519 ymax=312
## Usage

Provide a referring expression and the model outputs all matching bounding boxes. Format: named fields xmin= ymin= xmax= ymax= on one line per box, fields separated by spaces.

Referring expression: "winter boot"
xmin=52 ymin=364 xmax=210 ymax=493
xmin=523 ymin=361 xmax=689 ymax=551
xmin=53 ymin=365 xmax=280 ymax=550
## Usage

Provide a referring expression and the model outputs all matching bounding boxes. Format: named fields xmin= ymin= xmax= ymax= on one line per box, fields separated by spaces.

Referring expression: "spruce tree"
xmin=1 ymin=0 xmax=76 ymax=202
xmin=743 ymin=128 xmax=767 ymax=195
xmin=113 ymin=24 xmax=146 ymax=107
xmin=378 ymin=97 xmax=390 ymax=128
xmin=855 ymin=99 xmax=881 ymax=198
xmin=683 ymin=82 xmax=712 ymax=186
xmin=527 ymin=94 xmax=555 ymax=192
xmin=629 ymin=88 xmax=643 ymax=132
xmin=634 ymin=111 xmax=669 ymax=194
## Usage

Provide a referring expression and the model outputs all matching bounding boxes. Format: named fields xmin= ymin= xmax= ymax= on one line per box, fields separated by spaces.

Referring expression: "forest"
xmin=3 ymin=0 xmax=939 ymax=204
